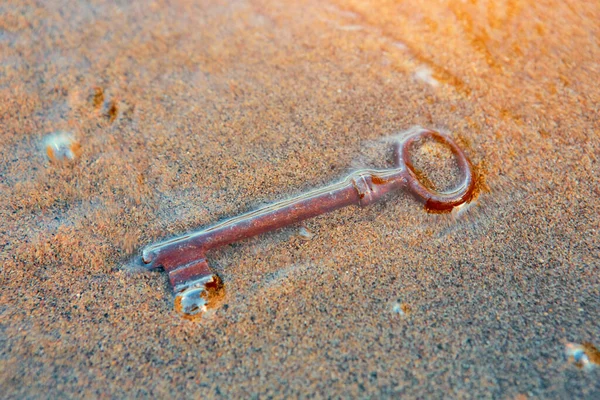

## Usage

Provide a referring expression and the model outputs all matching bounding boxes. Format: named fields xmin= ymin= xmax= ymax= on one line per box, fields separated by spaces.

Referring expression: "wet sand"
xmin=1 ymin=0 xmax=599 ymax=397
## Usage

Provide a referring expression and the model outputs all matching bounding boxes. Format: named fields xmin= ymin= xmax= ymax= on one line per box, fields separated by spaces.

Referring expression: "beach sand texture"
xmin=1 ymin=0 xmax=599 ymax=397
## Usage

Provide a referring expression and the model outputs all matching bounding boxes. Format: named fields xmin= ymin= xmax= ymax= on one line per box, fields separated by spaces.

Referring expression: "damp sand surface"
xmin=1 ymin=0 xmax=599 ymax=397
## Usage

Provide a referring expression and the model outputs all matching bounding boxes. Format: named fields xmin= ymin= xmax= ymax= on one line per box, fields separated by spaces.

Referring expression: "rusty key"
xmin=141 ymin=128 xmax=476 ymax=317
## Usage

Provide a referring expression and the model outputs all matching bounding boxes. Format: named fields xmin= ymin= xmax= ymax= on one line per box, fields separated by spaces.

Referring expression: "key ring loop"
xmin=395 ymin=129 xmax=476 ymax=212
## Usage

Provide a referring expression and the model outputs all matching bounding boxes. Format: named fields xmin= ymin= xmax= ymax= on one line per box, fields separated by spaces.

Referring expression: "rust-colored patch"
xmin=424 ymin=159 xmax=488 ymax=214
xmin=69 ymin=141 xmax=83 ymax=158
xmin=201 ymin=274 xmax=226 ymax=309
xmin=423 ymin=202 xmax=453 ymax=214
xmin=400 ymin=303 xmax=412 ymax=315
xmin=582 ymin=342 xmax=600 ymax=366
xmin=46 ymin=146 xmax=56 ymax=162
xmin=92 ymin=87 xmax=104 ymax=109
xmin=370 ymin=174 xmax=389 ymax=185
xmin=107 ymin=100 xmax=118 ymax=123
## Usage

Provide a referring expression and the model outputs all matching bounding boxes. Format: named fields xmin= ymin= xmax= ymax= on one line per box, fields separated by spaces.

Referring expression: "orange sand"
xmin=1 ymin=0 xmax=599 ymax=397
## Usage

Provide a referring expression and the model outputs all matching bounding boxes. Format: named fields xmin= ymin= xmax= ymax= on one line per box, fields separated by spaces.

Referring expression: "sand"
xmin=1 ymin=0 xmax=599 ymax=398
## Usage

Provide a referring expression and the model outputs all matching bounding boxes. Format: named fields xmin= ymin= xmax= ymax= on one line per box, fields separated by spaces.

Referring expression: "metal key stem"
xmin=141 ymin=129 xmax=476 ymax=313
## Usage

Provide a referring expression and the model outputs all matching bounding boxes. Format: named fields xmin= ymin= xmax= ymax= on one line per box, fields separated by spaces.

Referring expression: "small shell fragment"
xmin=565 ymin=342 xmax=600 ymax=370
xmin=44 ymin=132 xmax=81 ymax=161
xmin=298 ymin=226 xmax=313 ymax=240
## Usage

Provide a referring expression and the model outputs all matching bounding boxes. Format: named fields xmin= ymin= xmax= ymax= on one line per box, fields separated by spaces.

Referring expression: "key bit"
xmin=141 ymin=128 xmax=476 ymax=318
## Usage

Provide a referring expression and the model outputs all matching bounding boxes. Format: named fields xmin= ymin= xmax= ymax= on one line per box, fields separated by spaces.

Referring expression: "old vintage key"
xmin=141 ymin=128 xmax=476 ymax=317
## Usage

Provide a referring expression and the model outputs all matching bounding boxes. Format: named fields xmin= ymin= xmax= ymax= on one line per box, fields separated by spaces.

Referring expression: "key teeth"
xmin=150 ymin=250 xmax=225 ymax=319
xmin=167 ymin=258 xmax=213 ymax=289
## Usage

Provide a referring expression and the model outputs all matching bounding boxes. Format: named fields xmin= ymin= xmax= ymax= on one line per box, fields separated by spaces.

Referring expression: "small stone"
xmin=44 ymin=131 xmax=81 ymax=161
xmin=565 ymin=342 xmax=600 ymax=370
xmin=392 ymin=301 xmax=411 ymax=316
xmin=298 ymin=226 xmax=313 ymax=240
